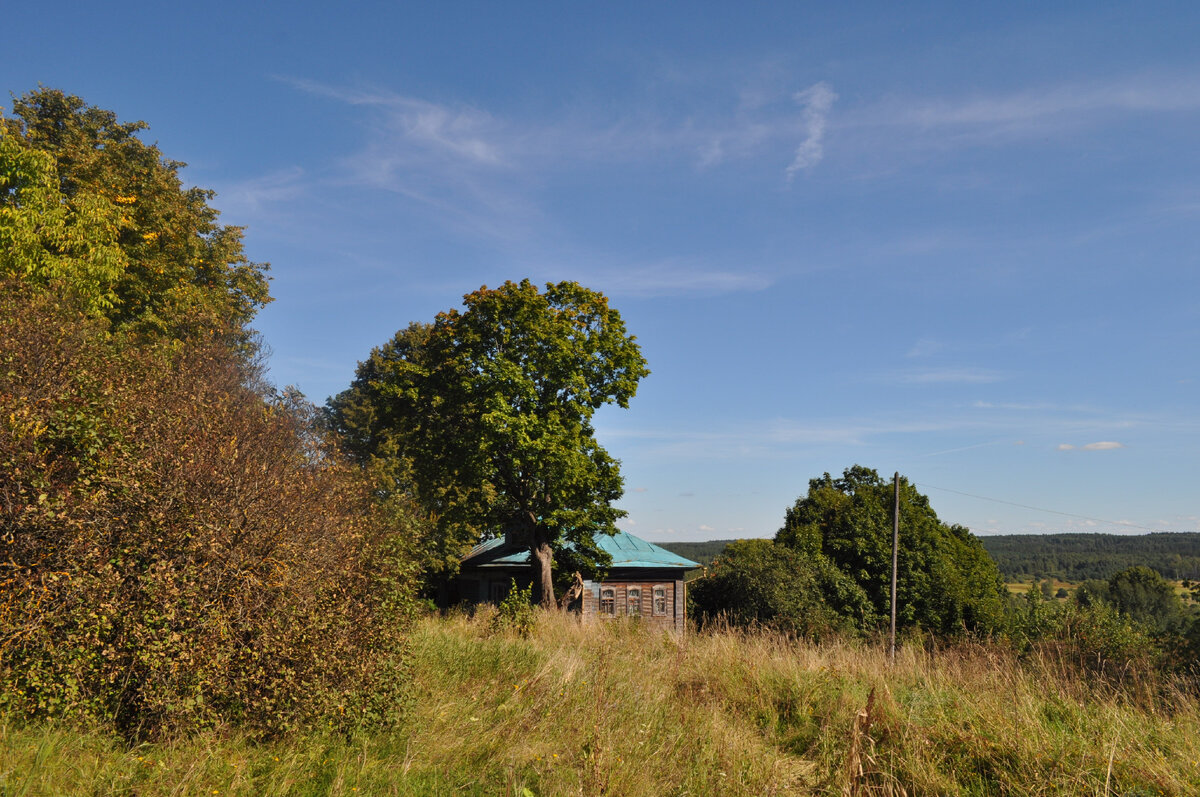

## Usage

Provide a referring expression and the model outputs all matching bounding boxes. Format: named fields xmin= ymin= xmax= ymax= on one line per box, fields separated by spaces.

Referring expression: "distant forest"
xmin=655 ymin=540 xmax=737 ymax=568
xmin=659 ymin=533 xmax=1200 ymax=582
xmin=979 ymin=533 xmax=1200 ymax=582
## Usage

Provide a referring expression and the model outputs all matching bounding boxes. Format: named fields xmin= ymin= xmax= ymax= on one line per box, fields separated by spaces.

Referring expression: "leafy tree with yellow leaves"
xmin=2 ymin=88 xmax=270 ymax=343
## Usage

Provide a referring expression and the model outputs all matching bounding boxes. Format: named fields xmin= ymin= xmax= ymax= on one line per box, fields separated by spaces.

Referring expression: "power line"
xmin=913 ymin=482 xmax=1176 ymax=534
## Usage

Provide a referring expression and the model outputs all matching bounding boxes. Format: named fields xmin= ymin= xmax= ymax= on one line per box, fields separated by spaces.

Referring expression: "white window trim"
xmin=652 ymin=584 xmax=669 ymax=617
xmin=599 ymin=586 xmax=616 ymax=617
xmin=627 ymin=586 xmax=642 ymax=617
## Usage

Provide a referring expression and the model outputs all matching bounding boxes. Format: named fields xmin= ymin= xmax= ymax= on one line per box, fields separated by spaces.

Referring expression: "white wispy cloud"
xmin=599 ymin=416 xmax=974 ymax=461
xmin=852 ymin=71 xmax=1200 ymax=145
xmin=1081 ymin=441 xmax=1125 ymax=450
xmin=787 ymin=82 xmax=837 ymax=178
xmin=277 ymin=75 xmax=832 ymax=291
xmin=589 ymin=260 xmax=771 ymax=298
xmin=1058 ymin=441 xmax=1126 ymax=451
xmin=918 ymin=440 xmax=1009 ymax=458
xmin=905 ymin=76 xmax=1200 ymax=127
xmin=906 ymin=337 xmax=946 ymax=358
xmin=889 ymin=367 xmax=1006 ymax=384
xmin=598 ymin=398 xmax=1177 ymax=466
xmin=973 ymin=400 xmax=1062 ymax=411
xmin=287 ymin=75 xmax=836 ymax=189
xmin=283 ymin=78 xmax=508 ymax=168
xmin=212 ymin=167 xmax=307 ymax=218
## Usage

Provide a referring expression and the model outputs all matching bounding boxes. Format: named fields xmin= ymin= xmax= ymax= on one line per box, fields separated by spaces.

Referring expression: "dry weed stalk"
xmin=844 ymin=686 xmax=908 ymax=797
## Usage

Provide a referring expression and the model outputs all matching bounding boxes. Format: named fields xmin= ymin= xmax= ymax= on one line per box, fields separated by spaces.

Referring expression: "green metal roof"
xmin=462 ymin=530 xmax=699 ymax=570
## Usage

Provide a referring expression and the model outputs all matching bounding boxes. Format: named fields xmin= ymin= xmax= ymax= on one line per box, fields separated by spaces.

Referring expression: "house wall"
xmin=446 ymin=573 xmax=531 ymax=607
xmin=452 ymin=567 xmax=691 ymax=633
xmin=581 ymin=578 xmax=687 ymax=633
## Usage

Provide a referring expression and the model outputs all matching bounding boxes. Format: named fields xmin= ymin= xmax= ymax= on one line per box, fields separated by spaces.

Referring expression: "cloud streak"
xmin=787 ymin=82 xmax=837 ymax=178
xmin=1059 ymin=441 xmax=1126 ymax=451
xmin=283 ymin=78 xmax=508 ymax=167
xmin=849 ymin=71 xmax=1200 ymax=147
xmin=212 ymin=167 xmax=307 ymax=218
xmin=287 ymin=75 xmax=836 ymax=185
xmin=589 ymin=260 xmax=771 ymax=298
xmin=276 ymin=75 xmax=834 ymax=296
xmin=888 ymin=367 xmax=1007 ymax=385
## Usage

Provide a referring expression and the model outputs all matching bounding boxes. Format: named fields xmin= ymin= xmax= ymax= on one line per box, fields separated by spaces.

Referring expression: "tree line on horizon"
xmin=979 ymin=532 xmax=1200 ymax=582
xmin=659 ymin=532 xmax=1200 ymax=586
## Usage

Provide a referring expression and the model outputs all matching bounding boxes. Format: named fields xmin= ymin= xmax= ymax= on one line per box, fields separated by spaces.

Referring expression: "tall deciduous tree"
xmin=0 ymin=126 xmax=127 ymax=315
xmin=776 ymin=466 xmax=1009 ymax=635
xmin=2 ymin=88 xmax=270 ymax=342
xmin=327 ymin=279 xmax=649 ymax=607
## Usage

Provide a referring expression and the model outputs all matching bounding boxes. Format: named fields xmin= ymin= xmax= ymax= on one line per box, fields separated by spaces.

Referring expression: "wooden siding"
xmin=452 ymin=566 xmax=693 ymax=634
xmin=581 ymin=579 xmax=686 ymax=633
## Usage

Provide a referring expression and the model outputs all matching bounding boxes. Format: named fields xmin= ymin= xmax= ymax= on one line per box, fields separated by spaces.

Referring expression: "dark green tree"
xmin=1073 ymin=579 xmax=1111 ymax=609
xmin=689 ymin=539 xmax=877 ymax=636
xmin=775 ymin=466 xmax=1009 ymax=635
xmin=2 ymin=88 xmax=270 ymax=342
xmin=324 ymin=321 xmax=480 ymax=583
xmin=327 ymin=279 xmax=649 ymax=607
xmin=1105 ymin=565 xmax=1188 ymax=634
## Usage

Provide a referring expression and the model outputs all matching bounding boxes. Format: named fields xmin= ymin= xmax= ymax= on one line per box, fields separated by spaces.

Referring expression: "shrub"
xmin=689 ymin=539 xmax=876 ymax=637
xmin=491 ymin=581 xmax=536 ymax=638
xmin=0 ymin=289 xmax=417 ymax=739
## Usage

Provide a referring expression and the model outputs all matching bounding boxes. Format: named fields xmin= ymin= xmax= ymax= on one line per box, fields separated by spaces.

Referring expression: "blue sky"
xmin=6 ymin=2 xmax=1199 ymax=540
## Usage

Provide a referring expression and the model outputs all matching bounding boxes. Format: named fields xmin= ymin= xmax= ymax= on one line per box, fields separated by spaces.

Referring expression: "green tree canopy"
xmin=690 ymin=539 xmax=877 ymax=637
xmin=2 ymin=88 xmax=270 ymax=342
xmin=0 ymin=126 xmax=127 ymax=315
xmin=326 ymin=279 xmax=649 ymax=606
xmin=775 ymin=466 xmax=1009 ymax=635
xmin=1104 ymin=565 xmax=1188 ymax=635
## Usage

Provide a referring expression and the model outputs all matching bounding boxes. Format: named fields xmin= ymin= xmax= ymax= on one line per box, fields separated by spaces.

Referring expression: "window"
xmin=489 ymin=581 xmax=508 ymax=604
xmin=600 ymin=587 xmax=615 ymax=616
xmin=653 ymin=586 xmax=668 ymax=616
xmin=627 ymin=587 xmax=642 ymax=616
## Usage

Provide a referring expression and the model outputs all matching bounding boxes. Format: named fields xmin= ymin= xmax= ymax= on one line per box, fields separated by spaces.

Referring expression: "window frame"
xmin=489 ymin=581 xmax=508 ymax=604
xmin=600 ymin=587 xmax=616 ymax=616
xmin=627 ymin=586 xmax=642 ymax=617
xmin=652 ymin=585 xmax=668 ymax=617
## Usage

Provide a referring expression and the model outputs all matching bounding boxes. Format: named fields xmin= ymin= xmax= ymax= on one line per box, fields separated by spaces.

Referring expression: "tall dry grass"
xmin=4 ymin=610 xmax=1199 ymax=795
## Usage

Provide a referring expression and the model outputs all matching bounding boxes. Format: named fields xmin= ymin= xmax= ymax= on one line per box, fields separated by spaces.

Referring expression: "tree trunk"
xmin=530 ymin=533 xmax=556 ymax=609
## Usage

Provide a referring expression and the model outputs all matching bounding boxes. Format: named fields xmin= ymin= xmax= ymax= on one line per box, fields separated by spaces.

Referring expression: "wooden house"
xmin=451 ymin=530 xmax=700 ymax=633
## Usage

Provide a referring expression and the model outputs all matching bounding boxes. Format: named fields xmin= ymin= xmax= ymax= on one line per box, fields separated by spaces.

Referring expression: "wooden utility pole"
xmin=889 ymin=471 xmax=900 ymax=665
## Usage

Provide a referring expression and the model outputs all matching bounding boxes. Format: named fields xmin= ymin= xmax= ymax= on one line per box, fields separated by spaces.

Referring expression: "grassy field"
xmin=1006 ymin=579 xmax=1198 ymax=607
xmin=4 ymin=611 xmax=1199 ymax=795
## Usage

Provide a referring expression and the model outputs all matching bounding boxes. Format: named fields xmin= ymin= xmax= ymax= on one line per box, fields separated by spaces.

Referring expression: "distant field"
xmin=1009 ymin=577 xmax=1198 ymax=607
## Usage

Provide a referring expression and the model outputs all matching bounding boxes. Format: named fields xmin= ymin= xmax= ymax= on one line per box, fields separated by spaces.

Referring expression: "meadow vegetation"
xmin=5 ymin=610 xmax=1200 ymax=795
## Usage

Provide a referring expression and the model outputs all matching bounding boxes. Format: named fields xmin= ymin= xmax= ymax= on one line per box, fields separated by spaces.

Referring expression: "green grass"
xmin=4 ymin=610 xmax=1199 ymax=795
